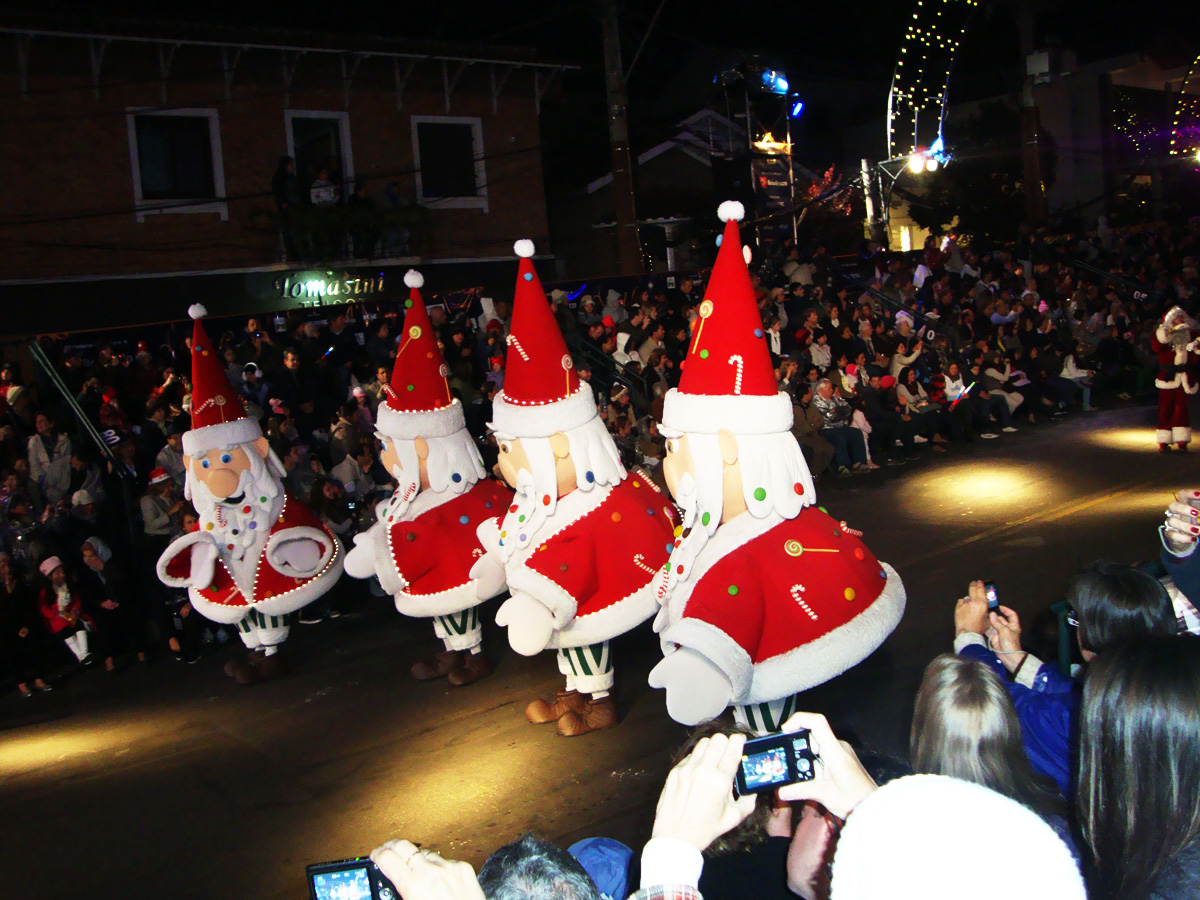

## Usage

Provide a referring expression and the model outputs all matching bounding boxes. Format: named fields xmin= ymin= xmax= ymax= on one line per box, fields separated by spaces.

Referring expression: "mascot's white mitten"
xmin=344 ymin=529 xmax=379 ymax=580
xmin=495 ymin=592 xmax=556 ymax=656
xmin=475 ymin=519 xmax=503 ymax=557
xmin=268 ymin=535 xmax=327 ymax=578
xmin=189 ymin=539 xmax=219 ymax=590
xmin=648 ymin=647 xmax=734 ymax=726
xmin=469 ymin=553 xmax=508 ymax=600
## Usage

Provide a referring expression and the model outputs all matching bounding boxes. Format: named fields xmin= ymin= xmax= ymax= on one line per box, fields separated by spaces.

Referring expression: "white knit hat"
xmin=831 ymin=775 xmax=1084 ymax=900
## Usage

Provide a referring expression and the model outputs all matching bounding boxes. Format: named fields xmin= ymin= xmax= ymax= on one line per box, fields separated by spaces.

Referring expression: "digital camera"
xmin=307 ymin=857 xmax=397 ymax=900
xmin=734 ymin=728 xmax=818 ymax=796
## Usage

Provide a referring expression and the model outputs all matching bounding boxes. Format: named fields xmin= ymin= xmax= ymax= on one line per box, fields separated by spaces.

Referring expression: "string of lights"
xmin=887 ymin=0 xmax=978 ymax=159
xmin=1168 ymin=56 xmax=1200 ymax=159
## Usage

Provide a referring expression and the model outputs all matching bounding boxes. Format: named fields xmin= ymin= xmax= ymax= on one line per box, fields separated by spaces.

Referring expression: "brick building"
xmin=0 ymin=18 xmax=572 ymax=335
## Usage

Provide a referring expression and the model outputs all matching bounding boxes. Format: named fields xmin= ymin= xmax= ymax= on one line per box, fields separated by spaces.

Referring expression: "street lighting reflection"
xmin=894 ymin=460 xmax=1063 ymax=524
xmin=1084 ymin=427 xmax=1171 ymax=453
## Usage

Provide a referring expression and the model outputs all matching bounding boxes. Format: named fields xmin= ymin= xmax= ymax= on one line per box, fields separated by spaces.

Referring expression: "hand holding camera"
xmin=651 ymin=732 xmax=757 ymax=852
xmin=1163 ymin=488 xmax=1200 ymax=554
xmin=775 ymin=712 xmax=877 ymax=819
xmin=954 ymin=580 xmax=992 ymax=637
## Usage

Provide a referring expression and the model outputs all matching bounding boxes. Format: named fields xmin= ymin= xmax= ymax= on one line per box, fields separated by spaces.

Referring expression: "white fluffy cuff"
xmin=491 ymin=382 xmax=597 ymax=438
xmin=662 ymin=388 xmax=793 ymax=435
xmin=182 ymin=417 xmax=263 ymax=456
xmin=376 ymin=399 xmax=466 ymax=440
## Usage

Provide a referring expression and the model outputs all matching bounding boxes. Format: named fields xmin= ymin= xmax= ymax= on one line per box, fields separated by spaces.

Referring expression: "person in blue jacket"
xmin=953 ymin=566 xmax=1175 ymax=797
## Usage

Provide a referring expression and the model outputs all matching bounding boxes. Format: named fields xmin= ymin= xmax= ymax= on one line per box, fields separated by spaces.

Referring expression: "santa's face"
xmin=187 ymin=446 xmax=253 ymax=500
xmin=378 ymin=435 xmax=428 ymax=493
xmin=495 ymin=437 xmax=533 ymax=490
xmin=662 ymin=433 xmax=695 ymax=501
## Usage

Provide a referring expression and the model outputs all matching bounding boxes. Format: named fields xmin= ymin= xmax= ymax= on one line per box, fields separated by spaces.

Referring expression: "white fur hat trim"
xmin=182 ymin=416 xmax=263 ymax=457
xmin=376 ymin=398 xmax=466 ymax=440
xmin=490 ymin=381 xmax=597 ymax=438
xmin=661 ymin=387 xmax=792 ymax=436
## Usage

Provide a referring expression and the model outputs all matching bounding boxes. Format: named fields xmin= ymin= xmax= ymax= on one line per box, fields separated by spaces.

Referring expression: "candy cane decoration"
xmin=839 ymin=521 xmax=863 ymax=537
xmin=790 ymin=585 xmax=818 ymax=621
xmin=633 ymin=553 xmax=657 ymax=575
xmin=506 ymin=334 xmax=530 ymax=361
xmin=728 ymin=354 xmax=744 ymax=394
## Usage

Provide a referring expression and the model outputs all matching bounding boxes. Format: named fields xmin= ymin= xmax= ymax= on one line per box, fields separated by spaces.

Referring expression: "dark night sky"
xmin=11 ymin=0 xmax=1200 ymax=185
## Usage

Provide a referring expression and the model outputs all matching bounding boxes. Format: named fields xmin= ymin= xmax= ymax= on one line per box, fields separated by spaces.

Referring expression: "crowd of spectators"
xmin=2 ymin=218 xmax=1200 ymax=894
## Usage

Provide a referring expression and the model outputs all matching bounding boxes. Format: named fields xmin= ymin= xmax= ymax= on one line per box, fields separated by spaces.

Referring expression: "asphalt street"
xmin=2 ymin=401 xmax=1197 ymax=900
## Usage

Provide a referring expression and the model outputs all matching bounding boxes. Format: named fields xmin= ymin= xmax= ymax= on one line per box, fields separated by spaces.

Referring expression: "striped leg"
xmin=734 ymin=695 xmax=798 ymax=736
xmin=432 ymin=606 xmax=483 ymax=652
xmin=557 ymin=641 xmax=613 ymax=697
xmin=239 ymin=608 xmax=292 ymax=655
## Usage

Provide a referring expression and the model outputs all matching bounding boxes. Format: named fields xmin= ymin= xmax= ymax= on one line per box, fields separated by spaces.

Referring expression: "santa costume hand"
xmin=468 ymin=554 xmax=507 ymax=600
xmin=1163 ymin=489 xmax=1200 ymax=555
xmin=268 ymin=534 xmax=328 ymax=578
xmin=370 ymin=840 xmax=484 ymax=900
xmin=495 ymin=592 xmax=556 ymax=656
xmin=343 ymin=529 xmax=378 ymax=580
xmin=648 ymin=648 xmax=733 ymax=725
xmin=189 ymin=539 xmax=219 ymax=589
xmin=776 ymin=712 xmax=877 ymax=818
xmin=651 ymin=732 xmax=757 ymax=851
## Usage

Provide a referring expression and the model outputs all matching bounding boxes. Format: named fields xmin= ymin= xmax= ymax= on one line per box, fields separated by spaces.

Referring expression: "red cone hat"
xmin=375 ymin=270 xmax=466 ymax=439
xmin=182 ymin=304 xmax=263 ymax=456
xmin=491 ymin=240 xmax=597 ymax=437
xmin=661 ymin=202 xmax=793 ymax=436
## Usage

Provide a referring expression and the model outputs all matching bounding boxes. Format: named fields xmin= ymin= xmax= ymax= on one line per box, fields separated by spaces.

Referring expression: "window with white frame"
xmin=411 ymin=116 xmax=487 ymax=211
xmin=126 ymin=108 xmax=227 ymax=220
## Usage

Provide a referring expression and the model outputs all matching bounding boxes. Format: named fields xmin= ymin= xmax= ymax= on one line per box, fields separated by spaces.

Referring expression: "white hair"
xmin=185 ymin=444 xmax=286 ymax=560
xmin=418 ymin=427 xmax=486 ymax=494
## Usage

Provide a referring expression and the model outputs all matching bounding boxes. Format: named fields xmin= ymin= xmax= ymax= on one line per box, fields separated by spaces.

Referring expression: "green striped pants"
xmin=556 ymin=641 xmax=613 ymax=695
xmin=734 ymin=695 xmax=797 ymax=736
xmin=237 ymin=608 xmax=292 ymax=650
xmin=432 ymin=606 xmax=483 ymax=652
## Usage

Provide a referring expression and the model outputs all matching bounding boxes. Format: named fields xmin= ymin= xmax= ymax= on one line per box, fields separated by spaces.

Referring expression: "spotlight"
xmin=908 ymin=153 xmax=926 ymax=174
xmin=925 ymin=157 xmax=939 ymax=172
xmin=760 ymin=69 xmax=789 ymax=94
xmin=790 ymin=99 xmax=805 ymax=118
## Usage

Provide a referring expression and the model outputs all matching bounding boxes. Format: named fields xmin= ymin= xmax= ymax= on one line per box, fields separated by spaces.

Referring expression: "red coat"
xmin=383 ymin=479 xmax=512 ymax=617
xmin=500 ymin=474 xmax=679 ymax=648
xmin=38 ymin=587 xmax=93 ymax=634
xmin=1152 ymin=326 xmax=1200 ymax=393
xmin=658 ymin=507 xmax=905 ymax=705
xmin=158 ymin=494 xmax=343 ymax=623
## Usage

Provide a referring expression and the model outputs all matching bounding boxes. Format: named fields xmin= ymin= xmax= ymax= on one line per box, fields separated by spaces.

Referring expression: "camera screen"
xmin=985 ymin=582 xmax=998 ymax=608
xmin=741 ymin=746 xmax=790 ymax=789
xmin=311 ymin=866 xmax=372 ymax=900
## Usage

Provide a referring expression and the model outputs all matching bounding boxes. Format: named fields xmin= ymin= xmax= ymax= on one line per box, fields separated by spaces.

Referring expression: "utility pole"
xmin=1017 ymin=2 xmax=1047 ymax=225
xmin=599 ymin=0 xmax=643 ymax=275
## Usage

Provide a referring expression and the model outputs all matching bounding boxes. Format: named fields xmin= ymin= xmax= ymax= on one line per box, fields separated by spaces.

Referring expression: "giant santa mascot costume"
xmin=470 ymin=240 xmax=679 ymax=736
xmin=1152 ymin=306 xmax=1200 ymax=452
xmin=343 ymin=270 xmax=512 ymax=685
xmin=648 ymin=203 xmax=906 ymax=734
xmin=157 ymin=305 xmax=344 ymax=683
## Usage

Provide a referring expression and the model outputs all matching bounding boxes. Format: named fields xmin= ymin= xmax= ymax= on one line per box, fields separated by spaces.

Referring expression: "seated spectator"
xmin=140 ymin=467 xmax=184 ymax=559
xmin=1077 ymin=636 xmax=1200 ymax=900
xmin=810 ymin=378 xmax=868 ymax=476
xmin=80 ymin=536 xmax=146 ymax=665
xmin=37 ymin=555 xmax=107 ymax=668
xmin=155 ymin=424 xmax=187 ymax=490
xmin=27 ymin=411 xmax=72 ymax=507
xmin=791 ymin=384 xmax=835 ymax=477
xmin=331 ymin=440 xmax=376 ymax=503
xmin=0 ymin=551 xmax=51 ymax=696
xmin=67 ymin=448 xmax=106 ymax=507
xmin=953 ymin=566 xmax=1176 ymax=795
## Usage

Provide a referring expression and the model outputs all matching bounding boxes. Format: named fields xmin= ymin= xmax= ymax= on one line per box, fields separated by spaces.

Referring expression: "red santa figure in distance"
xmin=156 ymin=305 xmax=344 ymax=684
xmin=1151 ymin=306 xmax=1200 ymax=452
xmin=648 ymin=202 xmax=906 ymax=734
xmin=342 ymin=270 xmax=512 ymax=685
xmin=470 ymin=240 xmax=679 ymax=736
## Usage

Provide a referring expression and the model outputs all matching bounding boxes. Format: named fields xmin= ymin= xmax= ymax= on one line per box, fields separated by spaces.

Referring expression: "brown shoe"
xmin=447 ymin=650 xmax=492 ymax=686
xmin=223 ymin=650 xmax=262 ymax=678
xmin=411 ymin=650 xmax=464 ymax=681
xmin=250 ymin=652 xmax=286 ymax=679
xmin=525 ymin=689 xmax=587 ymax=724
xmin=231 ymin=659 xmax=265 ymax=685
xmin=556 ymin=695 xmax=618 ymax=736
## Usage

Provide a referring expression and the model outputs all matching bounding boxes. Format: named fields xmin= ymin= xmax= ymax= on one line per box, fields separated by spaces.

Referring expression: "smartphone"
xmin=984 ymin=580 xmax=999 ymax=612
xmin=307 ymin=857 xmax=396 ymax=900
xmin=734 ymin=729 xmax=817 ymax=796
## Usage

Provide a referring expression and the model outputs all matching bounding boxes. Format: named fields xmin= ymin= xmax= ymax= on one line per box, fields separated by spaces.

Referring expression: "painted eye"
xmin=201 ymin=459 xmax=210 ymax=469
xmin=220 ymin=453 xmax=232 ymax=464
xmin=500 ymin=442 xmax=510 ymax=454
xmin=666 ymin=440 xmax=676 ymax=454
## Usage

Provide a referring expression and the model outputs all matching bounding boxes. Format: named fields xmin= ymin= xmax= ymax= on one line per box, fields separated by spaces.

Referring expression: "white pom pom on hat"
xmin=404 ymin=269 xmax=424 ymax=289
xmin=717 ymin=200 xmax=745 ymax=222
xmin=514 ymin=239 xmax=536 ymax=258
xmin=188 ymin=303 xmax=207 ymax=320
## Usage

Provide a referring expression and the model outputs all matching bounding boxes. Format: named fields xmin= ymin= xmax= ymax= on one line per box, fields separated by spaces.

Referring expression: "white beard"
xmin=189 ymin=462 xmax=282 ymax=562
xmin=497 ymin=468 xmax=549 ymax=563
xmin=657 ymin=472 xmax=714 ymax=603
